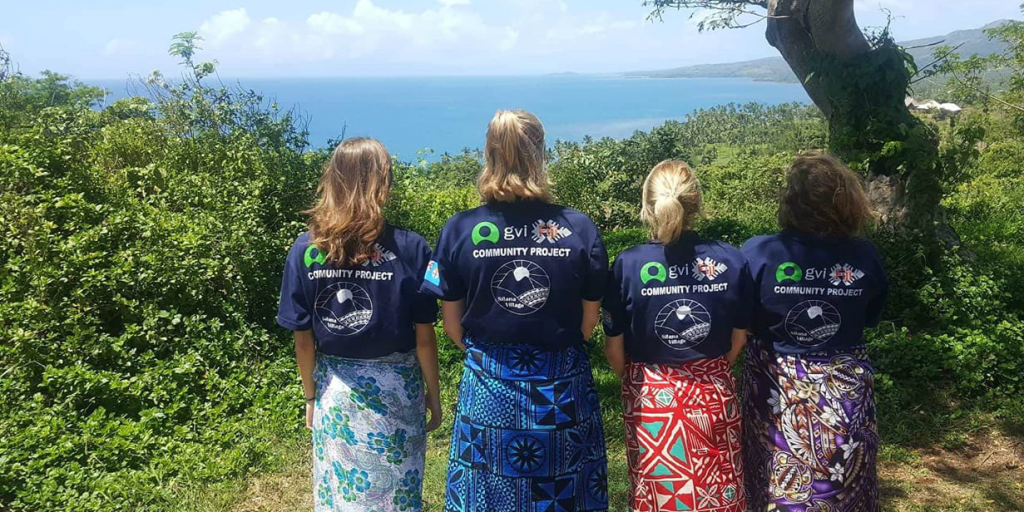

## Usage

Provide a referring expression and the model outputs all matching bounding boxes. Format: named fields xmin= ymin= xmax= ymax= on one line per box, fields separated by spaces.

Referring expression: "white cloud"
xmin=199 ymin=8 xmax=252 ymax=46
xmin=198 ymin=0 xmax=520 ymax=64
xmin=187 ymin=0 xmax=702 ymax=75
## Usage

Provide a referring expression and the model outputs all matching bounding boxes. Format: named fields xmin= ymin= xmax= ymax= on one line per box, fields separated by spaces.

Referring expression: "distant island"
xmin=627 ymin=20 xmax=1011 ymax=84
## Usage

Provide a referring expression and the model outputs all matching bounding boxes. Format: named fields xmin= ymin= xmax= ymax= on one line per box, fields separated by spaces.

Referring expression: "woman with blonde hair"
xmin=603 ymin=160 xmax=753 ymax=512
xmin=277 ymin=137 xmax=442 ymax=512
xmin=741 ymin=152 xmax=888 ymax=512
xmin=421 ymin=110 xmax=610 ymax=512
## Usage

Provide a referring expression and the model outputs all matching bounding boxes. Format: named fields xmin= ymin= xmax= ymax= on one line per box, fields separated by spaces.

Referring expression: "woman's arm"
xmin=725 ymin=328 xmax=748 ymax=364
xmin=581 ymin=300 xmax=601 ymax=340
xmin=415 ymin=323 xmax=443 ymax=432
xmin=441 ymin=300 xmax=466 ymax=351
xmin=294 ymin=330 xmax=316 ymax=430
xmin=604 ymin=334 xmax=626 ymax=379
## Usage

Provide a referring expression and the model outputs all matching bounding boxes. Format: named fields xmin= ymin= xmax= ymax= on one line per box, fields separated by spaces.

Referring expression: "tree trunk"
xmin=764 ymin=0 xmax=942 ymax=236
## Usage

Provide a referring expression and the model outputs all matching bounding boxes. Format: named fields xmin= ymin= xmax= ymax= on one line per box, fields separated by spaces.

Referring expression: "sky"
xmin=2 ymin=0 xmax=1020 ymax=79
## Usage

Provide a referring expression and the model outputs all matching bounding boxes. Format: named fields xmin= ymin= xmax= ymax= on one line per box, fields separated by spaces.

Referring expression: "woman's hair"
xmin=641 ymin=160 xmax=702 ymax=245
xmin=778 ymin=152 xmax=873 ymax=236
xmin=305 ymin=137 xmax=392 ymax=268
xmin=477 ymin=109 xmax=553 ymax=203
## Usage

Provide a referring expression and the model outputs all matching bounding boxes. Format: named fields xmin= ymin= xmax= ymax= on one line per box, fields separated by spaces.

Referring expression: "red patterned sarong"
xmin=622 ymin=357 xmax=745 ymax=512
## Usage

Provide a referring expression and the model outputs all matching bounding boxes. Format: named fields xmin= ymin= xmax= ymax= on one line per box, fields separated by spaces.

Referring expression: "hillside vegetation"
xmin=629 ymin=20 xmax=1012 ymax=96
xmin=1 ymin=21 xmax=1024 ymax=511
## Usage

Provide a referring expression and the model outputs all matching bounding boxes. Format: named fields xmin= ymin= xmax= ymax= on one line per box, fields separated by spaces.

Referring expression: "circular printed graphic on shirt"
xmin=785 ymin=300 xmax=842 ymax=347
xmin=314 ymin=281 xmax=373 ymax=336
xmin=654 ymin=299 xmax=712 ymax=350
xmin=490 ymin=259 xmax=551 ymax=315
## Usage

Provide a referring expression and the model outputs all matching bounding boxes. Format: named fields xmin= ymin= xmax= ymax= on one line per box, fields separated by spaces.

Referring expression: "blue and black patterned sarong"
xmin=444 ymin=341 xmax=609 ymax=512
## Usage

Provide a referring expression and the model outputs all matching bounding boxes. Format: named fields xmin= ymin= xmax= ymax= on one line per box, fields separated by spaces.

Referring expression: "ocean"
xmin=94 ymin=75 xmax=809 ymax=159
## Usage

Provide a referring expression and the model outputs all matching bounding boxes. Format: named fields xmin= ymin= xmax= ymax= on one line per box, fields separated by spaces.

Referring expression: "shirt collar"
xmin=650 ymin=230 xmax=701 ymax=246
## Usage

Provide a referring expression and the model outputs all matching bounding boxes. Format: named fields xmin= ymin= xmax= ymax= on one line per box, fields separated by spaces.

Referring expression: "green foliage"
xmin=551 ymin=103 xmax=823 ymax=230
xmin=0 ymin=48 xmax=319 ymax=511
xmin=926 ymin=8 xmax=1024 ymax=129
xmin=2 ymin=24 xmax=1024 ymax=512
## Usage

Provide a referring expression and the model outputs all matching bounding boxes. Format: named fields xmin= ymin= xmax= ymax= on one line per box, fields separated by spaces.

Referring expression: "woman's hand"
xmin=426 ymin=394 xmax=443 ymax=432
xmin=305 ymin=400 xmax=315 ymax=430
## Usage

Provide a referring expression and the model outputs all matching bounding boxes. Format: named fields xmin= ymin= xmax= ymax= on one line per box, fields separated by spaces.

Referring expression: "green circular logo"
xmin=775 ymin=262 xmax=803 ymax=283
xmin=471 ymin=221 xmax=500 ymax=245
xmin=640 ymin=262 xmax=668 ymax=284
xmin=304 ymin=244 xmax=327 ymax=268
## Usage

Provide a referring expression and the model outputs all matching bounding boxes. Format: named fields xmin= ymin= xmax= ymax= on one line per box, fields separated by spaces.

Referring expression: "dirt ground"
xmin=879 ymin=430 xmax=1023 ymax=511
xmin=230 ymin=430 xmax=1024 ymax=512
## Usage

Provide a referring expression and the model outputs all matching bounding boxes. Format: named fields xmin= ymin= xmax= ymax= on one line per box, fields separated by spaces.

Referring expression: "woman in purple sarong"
xmin=740 ymin=152 xmax=889 ymax=512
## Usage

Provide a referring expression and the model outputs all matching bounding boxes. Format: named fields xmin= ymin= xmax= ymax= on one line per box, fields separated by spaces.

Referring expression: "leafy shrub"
xmin=0 ymin=41 xmax=319 ymax=510
xmin=1 ymin=32 xmax=1023 ymax=512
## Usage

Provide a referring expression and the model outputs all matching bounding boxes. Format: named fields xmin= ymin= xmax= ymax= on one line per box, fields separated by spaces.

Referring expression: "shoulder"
xmin=851 ymin=236 xmax=884 ymax=263
xmin=441 ymin=205 xmax=489 ymax=232
xmin=740 ymin=234 xmax=781 ymax=254
xmin=289 ymin=231 xmax=313 ymax=252
xmin=616 ymin=243 xmax=652 ymax=260
xmin=557 ymin=205 xmax=595 ymax=224
xmin=389 ymin=224 xmax=430 ymax=250
xmin=552 ymin=204 xmax=600 ymax=236
xmin=612 ymin=243 xmax=656 ymax=269
xmin=701 ymin=239 xmax=745 ymax=262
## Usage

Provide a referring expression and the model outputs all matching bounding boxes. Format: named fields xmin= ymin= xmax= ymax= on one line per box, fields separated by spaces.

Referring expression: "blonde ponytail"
xmin=478 ymin=109 xmax=553 ymax=203
xmin=641 ymin=160 xmax=702 ymax=244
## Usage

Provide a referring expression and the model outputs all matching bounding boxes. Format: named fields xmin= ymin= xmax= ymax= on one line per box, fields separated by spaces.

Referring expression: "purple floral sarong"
xmin=741 ymin=339 xmax=878 ymax=512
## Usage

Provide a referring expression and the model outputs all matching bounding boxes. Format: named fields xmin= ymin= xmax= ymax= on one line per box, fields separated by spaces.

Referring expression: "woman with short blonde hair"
xmin=422 ymin=110 xmax=610 ymax=512
xmin=604 ymin=159 xmax=753 ymax=512
xmin=278 ymin=137 xmax=442 ymax=512
xmin=741 ymin=152 xmax=887 ymax=512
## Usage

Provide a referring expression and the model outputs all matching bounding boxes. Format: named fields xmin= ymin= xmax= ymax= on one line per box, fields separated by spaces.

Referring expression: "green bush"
xmin=0 ymin=43 xmax=320 ymax=510
xmin=1 ymin=35 xmax=1023 ymax=512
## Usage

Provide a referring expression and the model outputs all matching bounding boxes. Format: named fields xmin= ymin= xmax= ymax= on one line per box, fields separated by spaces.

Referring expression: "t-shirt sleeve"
xmin=411 ymin=235 xmax=440 ymax=324
xmin=581 ymin=229 xmax=609 ymax=301
xmin=734 ymin=258 xmax=755 ymax=330
xmin=419 ymin=221 xmax=467 ymax=301
xmin=865 ymin=244 xmax=888 ymax=327
xmin=601 ymin=256 xmax=627 ymax=337
xmin=277 ymin=240 xmax=313 ymax=331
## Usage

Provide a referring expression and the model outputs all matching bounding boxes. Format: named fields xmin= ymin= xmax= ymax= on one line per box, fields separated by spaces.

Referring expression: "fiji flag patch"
xmin=425 ymin=260 xmax=441 ymax=286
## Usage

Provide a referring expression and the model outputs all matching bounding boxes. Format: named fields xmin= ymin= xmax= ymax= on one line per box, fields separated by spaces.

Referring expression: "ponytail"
xmin=641 ymin=160 xmax=702 ymax=245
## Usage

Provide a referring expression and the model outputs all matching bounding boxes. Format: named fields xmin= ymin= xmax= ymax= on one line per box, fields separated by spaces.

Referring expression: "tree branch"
xmin=948 ymin=68 xmax=1024 ymax=113
xmin=644 ymin=0 xmax=767 ymax=24
xmin=909 ymin=42 xmax=965 ymax=85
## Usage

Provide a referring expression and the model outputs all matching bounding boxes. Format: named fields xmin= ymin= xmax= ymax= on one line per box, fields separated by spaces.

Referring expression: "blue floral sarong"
xmin=444 ymin=341 xmax=609 ymax=512
xmin=313 ymin=351 xmax=426 ymax=512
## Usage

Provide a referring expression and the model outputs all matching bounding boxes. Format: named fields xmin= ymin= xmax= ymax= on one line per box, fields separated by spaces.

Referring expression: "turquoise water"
xmin=95 ymin=75 xmax=808 ymax=159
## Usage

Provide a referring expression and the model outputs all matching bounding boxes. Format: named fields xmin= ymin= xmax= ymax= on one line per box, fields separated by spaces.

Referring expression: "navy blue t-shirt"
xmin=420 ymin=201 xmax=608 ymax=349
xmin=277 ymin=224 xmax=438 ymax=359
xmin=741 ymin=230 xmax=888 ymax=354
xmin=602 ymin=232 xmax=755 ymax=364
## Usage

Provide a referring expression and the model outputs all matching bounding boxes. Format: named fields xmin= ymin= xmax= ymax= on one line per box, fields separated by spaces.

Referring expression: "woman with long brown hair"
xmin=421 ymin=110 xmax=610 ymax=512
xmin=741 ymin=153 xmax=888 ymax=512
xmin=277 ymin=137 xmax=442 ymax=512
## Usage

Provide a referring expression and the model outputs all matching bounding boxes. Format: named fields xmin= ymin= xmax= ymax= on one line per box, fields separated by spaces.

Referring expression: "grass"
xmin=186 ymin=335 xmax=1024 ymax=512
